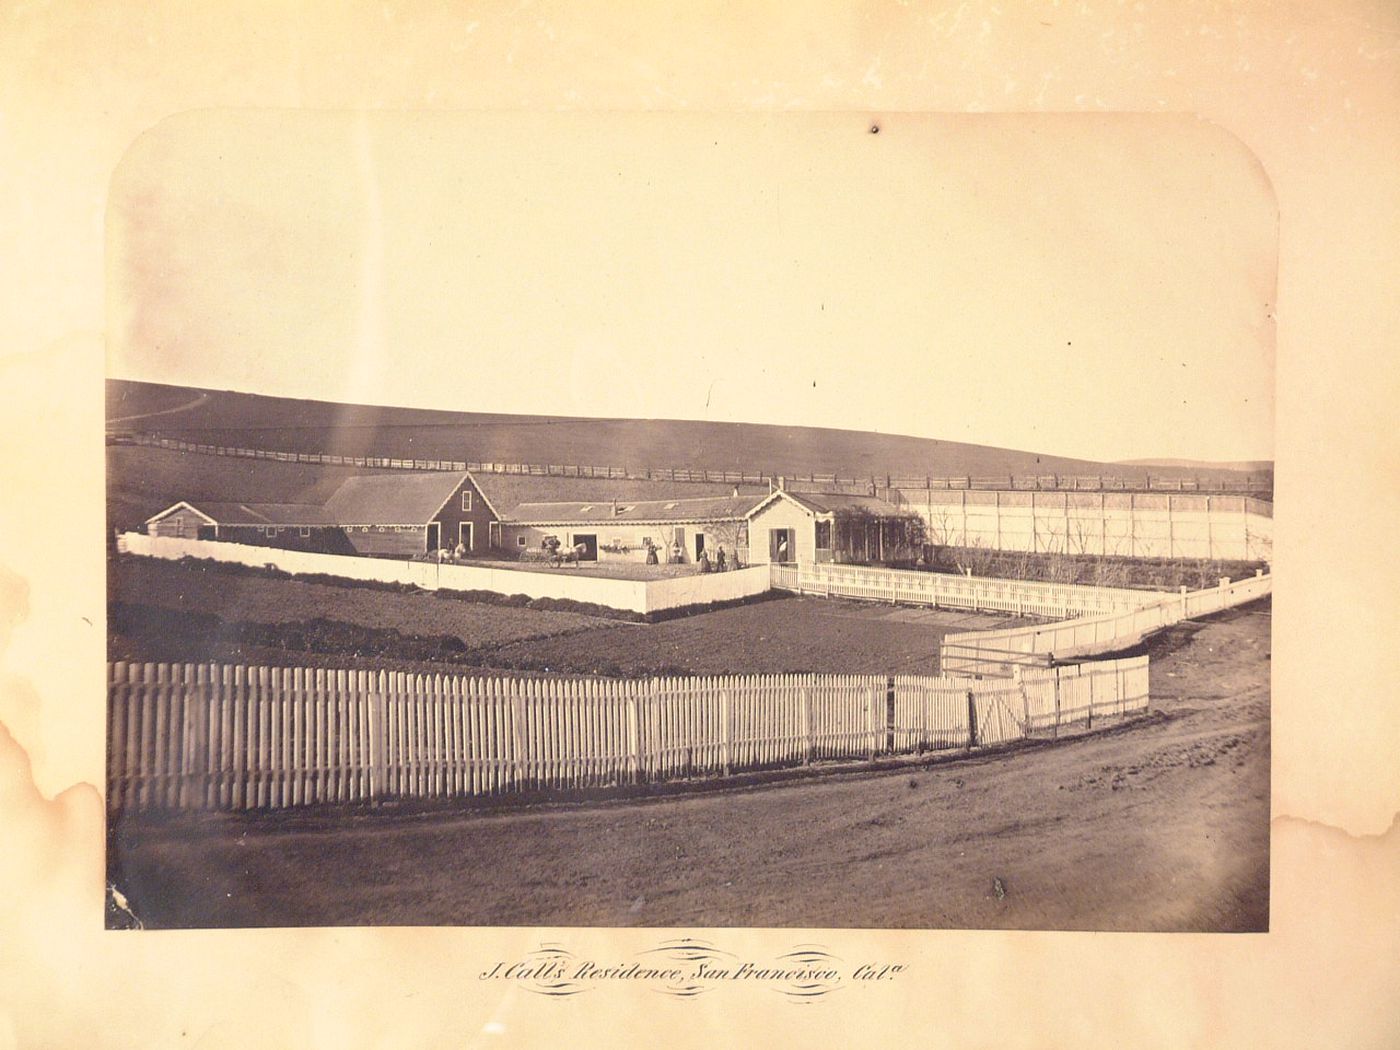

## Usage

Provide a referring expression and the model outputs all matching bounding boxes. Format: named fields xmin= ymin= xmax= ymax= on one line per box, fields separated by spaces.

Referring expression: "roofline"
xmin=465 ymin=470 xmax=504 ymax=519
xmin=424 ymin=472 xmax=478 ymax=524
xmin=144 ymin=500 xmax=218 ymax=526
xmin=503 ymin=515 xmax=749 ymax=528
xmin=744 ymin=488 xmax=826 ymax=520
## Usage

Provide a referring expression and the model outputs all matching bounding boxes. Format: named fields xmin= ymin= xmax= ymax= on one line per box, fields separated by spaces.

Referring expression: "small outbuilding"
xmin=142 ymin=500 xmax=346 ymax=551
xmin=744 ymin=489 xmax=925 ymax=566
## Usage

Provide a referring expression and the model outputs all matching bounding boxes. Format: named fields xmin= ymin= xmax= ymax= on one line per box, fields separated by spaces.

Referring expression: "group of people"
xmin=695 ymin=545 xmax=731 ymax=573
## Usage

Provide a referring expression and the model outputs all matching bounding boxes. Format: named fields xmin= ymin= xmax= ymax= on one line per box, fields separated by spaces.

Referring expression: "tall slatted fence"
xmin=108 ymin=657 xmax=1149 ymax=814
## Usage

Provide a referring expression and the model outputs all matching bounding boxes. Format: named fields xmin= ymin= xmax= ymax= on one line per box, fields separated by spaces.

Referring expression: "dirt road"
xmin=108 ymin=601 xmax=1270 ymax=931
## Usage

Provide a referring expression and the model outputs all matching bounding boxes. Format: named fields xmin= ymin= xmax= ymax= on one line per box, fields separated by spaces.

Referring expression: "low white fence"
xmin=116 ymin=533 xmax=771 ymax=615
xmin=107 ymin=655 xmax=1149 ymax=813
xmin=769 ymin=562 xmax=1165 ymax=618
xmin=940 ymin=573 xmax=1273 ymax=675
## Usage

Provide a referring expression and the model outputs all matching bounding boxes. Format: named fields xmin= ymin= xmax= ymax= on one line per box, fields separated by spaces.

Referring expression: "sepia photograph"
xmin=103 ymin=109 xmax=1275 ymax=932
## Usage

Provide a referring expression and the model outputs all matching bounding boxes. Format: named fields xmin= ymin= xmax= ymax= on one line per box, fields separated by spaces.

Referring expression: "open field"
xmin=109 ymin=555 xmax=1015 ymax=675
xmin=482 ymin=599 xmax=1024 ymax=676
xmin=109 ymin=555 xmax=618 ymax=648
xmin=108 ymin=378 xmax=1272 ymax=486
xmin=106 ymin=599 xmax=1270 ymax=930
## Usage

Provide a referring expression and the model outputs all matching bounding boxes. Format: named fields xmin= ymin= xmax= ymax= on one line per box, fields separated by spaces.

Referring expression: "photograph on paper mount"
xmin=104 ymin=111 xmax=1274 ymax=932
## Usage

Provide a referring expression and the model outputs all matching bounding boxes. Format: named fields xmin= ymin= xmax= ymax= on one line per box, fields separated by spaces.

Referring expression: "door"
xmin=571 ymin=533 xmax=598 ymax=561
xmin=769 ymin=527 xmax=795 ymax=564
xmin=425 ymin=522 xmax=440 ymax=552
xmin=694 ymin=532 xmax=706 ymax=560
xmin=458 ymin=522 xmax=473 ymax=553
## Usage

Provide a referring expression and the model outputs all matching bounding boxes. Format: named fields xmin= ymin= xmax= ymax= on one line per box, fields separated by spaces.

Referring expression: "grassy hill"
xmin=108 ymin=379 xmax=1272 ymax=486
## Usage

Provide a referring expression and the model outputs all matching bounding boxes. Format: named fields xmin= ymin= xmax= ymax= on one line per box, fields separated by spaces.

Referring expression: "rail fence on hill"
xmin=112 ymin=432 xmax=1274 ymax=496
xmin=106 ymin=657 xmax=1148 ymax=813
xmin=940 ymin=572 xmax=1273 ymax=675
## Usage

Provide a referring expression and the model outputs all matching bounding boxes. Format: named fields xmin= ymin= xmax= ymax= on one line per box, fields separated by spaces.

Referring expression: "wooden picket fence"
xmin=770 ymin=562 xmax=1161 ymax=618
xmin=940 ymin=572 xmax=1273 ymax=675
xmin=106 ymin=656 xmax=1149 ymax=813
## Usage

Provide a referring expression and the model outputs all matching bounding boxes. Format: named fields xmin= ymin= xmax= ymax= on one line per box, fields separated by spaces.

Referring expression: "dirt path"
xmin=107 ymin=390 xmax=211 ymax=427
xmin=108 ymin=602 xmax=1270 ymax=931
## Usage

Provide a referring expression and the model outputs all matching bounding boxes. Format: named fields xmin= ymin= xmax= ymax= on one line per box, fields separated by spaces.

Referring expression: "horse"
xmin=550 ymin=543 xmax=588 ymax=568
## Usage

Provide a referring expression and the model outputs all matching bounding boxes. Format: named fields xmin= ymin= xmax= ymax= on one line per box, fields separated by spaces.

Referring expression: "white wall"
xmin=644 ymin=565 xmax=771 ymax=612
xmin=908 ymin=489 xmax=1272 ymax=562
xmin=117 ymin=532 xmax=774 ymax=616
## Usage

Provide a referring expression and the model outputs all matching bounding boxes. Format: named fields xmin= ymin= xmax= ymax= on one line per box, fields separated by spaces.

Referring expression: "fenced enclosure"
xmin=107 ymin=656 xmax=1149 ymax=814
xmin=769 ymin=562 xmax=1163 ymax=618
xmin=940 ymin=572 xmax=1273 ymax=675
xmin=116 ymin=532 xmax=772 ymax=615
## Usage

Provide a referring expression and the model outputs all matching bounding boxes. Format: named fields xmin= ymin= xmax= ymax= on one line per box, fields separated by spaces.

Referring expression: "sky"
xmin=107 ymin=109 xmax=1277 ymax=463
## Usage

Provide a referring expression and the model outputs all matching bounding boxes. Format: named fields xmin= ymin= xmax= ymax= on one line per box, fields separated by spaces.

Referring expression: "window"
xmin=461 ymin=490 xmax=473 ymax=512
xmin=299 ymin=526 xmax=312 ymax=538
xmin=516 ymin=536 xmax=527 ymax=547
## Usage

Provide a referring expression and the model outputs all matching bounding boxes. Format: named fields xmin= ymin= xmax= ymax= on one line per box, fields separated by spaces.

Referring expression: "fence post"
xmin=1052 ymin=668 xmax=1061 ymax=741
xmin=184 ymin=663 xmax=206 ymax=810
xmin=885 ymin=676 xmax=896 ymax=754
xmin=510 ymin=683 xmax=526 ymax=791
xmin=800 ymin=685 xmax=812 ymax=765
xmin=1179 ymin=585 xmax=1189 ymax=620
xmin=626 ymin=690 xmax=641 ymax=785
xmin=868 ymin=684 xmax=879 ymax=759
xmin=966 ymin=690 xmax=978 ymax=750
xmin=1014 ymin=667 xmax=1030 ymax=740
xmin=371 ymin=670 xmax=388 ymax=802
xmin=720 ymin=689 xmax=732 ymax=775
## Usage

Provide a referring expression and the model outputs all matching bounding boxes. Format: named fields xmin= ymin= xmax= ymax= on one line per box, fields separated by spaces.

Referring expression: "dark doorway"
xmin=694 ymin=533 xmax=706 ymax=560
xmin=458 ymin=522 xmax=473 ymax=553
xmin=769 ymin=528 xmax=796 ymax=564
xmin=571 ymin=533 xmax=598 ymax=561
xmin=426 ymin=522 xmax=440 ymax=552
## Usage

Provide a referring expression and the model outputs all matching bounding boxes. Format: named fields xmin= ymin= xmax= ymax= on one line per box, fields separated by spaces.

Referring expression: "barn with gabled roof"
xmin=143 ymin=471 xmax=502 ymax=558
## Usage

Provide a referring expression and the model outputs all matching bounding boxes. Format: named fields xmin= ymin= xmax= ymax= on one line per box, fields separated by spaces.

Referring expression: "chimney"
xmin=611 ymin=499 xmax=619 ymax=517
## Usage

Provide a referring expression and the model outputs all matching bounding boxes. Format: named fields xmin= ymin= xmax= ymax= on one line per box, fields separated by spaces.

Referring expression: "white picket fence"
xmin=940 ymin=573 xmax=1273 ymax=675
xmin=106 ymin=656 xmax=1149 ymax=813
xmin=770 ymin=562 xmax=1164 ymax=618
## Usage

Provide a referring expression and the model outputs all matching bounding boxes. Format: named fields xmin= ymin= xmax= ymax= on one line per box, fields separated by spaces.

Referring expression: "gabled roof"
xmin=473 ymin=474 xmax=766 ymax=519
xmin=507 ymin=494 xmax=764 ymax=526
xmin=321 ymin=471 xmax=469 ymax=526
xmin=745 ymin=489 xmax=905 ymax=520
xmin=146 ymin=501 xmax=333 ymax=526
